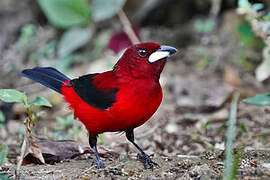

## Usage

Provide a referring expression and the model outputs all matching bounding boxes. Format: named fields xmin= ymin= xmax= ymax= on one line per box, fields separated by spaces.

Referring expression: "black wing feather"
xmin=21 ymin=67 xmax=70 ymax=93
xmin=70 ymin=74 xmax=119 ymax=110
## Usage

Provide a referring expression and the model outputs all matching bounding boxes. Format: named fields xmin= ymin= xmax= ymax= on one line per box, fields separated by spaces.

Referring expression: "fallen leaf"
xmin=23 ymin=137 xmax=119 ymax=165
xmin=107 ymin=28 xmax=140 ymax=53
xmin=23 ymin=136 xmax=45 ymax=165
xmin=223 ymin=66 xmax=242 ymax=87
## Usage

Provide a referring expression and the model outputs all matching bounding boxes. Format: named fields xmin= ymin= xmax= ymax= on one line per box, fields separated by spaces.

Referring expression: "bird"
xmin=20 ymin=42 xmax=177 ymax=169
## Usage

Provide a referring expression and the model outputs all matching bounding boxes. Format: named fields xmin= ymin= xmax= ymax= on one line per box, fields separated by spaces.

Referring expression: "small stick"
xmin=117 ymin=9 xmax=140 ymax=44
xmin=15 ymin=119 xmax=29 ymax=180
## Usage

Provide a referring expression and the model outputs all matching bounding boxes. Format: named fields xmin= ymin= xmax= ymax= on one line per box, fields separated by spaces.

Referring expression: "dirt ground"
xmin=4 ymin=150 xmax=270 ymax=179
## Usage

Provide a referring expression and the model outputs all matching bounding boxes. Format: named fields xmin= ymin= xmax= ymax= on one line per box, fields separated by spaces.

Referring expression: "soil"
xmin=4 ymin=150 xmax=270 ymax=179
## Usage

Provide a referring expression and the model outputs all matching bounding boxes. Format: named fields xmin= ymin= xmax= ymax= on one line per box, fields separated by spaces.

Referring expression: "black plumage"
xmin=21 ymin=67 xmax=118 ymax=110
xmin=71 ymin=74 xmax=119 ymax=110
xmin=20 ymin=67 xmax=70 ymax=93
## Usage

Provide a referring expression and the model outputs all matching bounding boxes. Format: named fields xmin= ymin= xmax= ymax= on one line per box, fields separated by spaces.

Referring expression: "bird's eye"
xmin=138 ymin=49 xmax=148 ymax=57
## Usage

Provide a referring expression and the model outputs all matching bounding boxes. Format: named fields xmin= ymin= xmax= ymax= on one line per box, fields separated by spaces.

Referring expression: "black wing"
xmin=21 ymin=67 xmax=70 ymax=93
xmin=70 ymin=74 xmax=119 ymax=110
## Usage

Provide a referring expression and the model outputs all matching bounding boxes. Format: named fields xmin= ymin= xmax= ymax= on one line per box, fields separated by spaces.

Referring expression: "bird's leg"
xmin=125 ymin=129 xmax=158 ymax=169
xmin=89 ymin=135 xmax=105 ymax=169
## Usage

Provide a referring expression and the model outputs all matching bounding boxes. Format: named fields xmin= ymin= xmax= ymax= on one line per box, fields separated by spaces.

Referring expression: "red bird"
xmin=21 ymin=42 xmax=177 ymax=169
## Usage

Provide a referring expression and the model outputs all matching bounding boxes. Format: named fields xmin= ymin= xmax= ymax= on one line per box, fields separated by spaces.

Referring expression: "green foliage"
xmin=0 ymin=111 xmax=5 ymax=123
xmin=98 ymin=133 xmax=104 ymax=144
xmin=35 ymin=0 xmax=128 ymax=73
xmin=0 ymin=147 xmax=9 ymax=180
xmin=0 ymin=146 xmax=10 ymax=180
xmin=56 ymin=55 xmax=74 ymax=74
xmin=243 ymin=93 xmax=270 ymax=106
xmin=91 ymin=0 xmax=126 ymax=22
xmin=238 ymin=0 xmax=250 ymax=8
xmin=263 ymin=12 xmax=270 ymax=21
xmin=0 ymin=174 xmax=10 ymax=180
xmin=237 ymin=22 xmax=255 ymax=47
xmin=238 ymin=0 xmax=263 ymax=11
xmin=223 ymin=92 xmax=240 ymax=180
xmin=203 ymin=121 xmax=213 ymax=129
xmin=196 ymin=57 xmax=212 ymax=69
xmin=51 ymin=113 xmax=81 ymax=140
xmin=57 ymin=28 xmax=92 ymax=57
xmin=195 ymin=48 xmax=212 ymax=69
xmin=29 ymin=96 xmax=52 ymax=108
xmin=38 ymin=0 xmax=90 ymax=28
xmin=13 ymin=24 xmax=36 ymax=51
xmin=0 ymin=89 xmax=52 ymax=140
xmin=55 ymin=114 xmax=75 ymax=130
xmin=240 ymin=124 xmax=248 ymax=133
xmin=29 ymin=41 xmax=57 ymax=62
xmin=0 ymin=89 xmax=51 ymax=108
xmin=0 ymin=145 xmax=8 ymax=166
xmin=194 ymin=19 xmax=215 ymax=33
xmin=0 ymin=89 xmax=26 ymax=104
xmin=0 ymin=111 xmax=5 ymax=129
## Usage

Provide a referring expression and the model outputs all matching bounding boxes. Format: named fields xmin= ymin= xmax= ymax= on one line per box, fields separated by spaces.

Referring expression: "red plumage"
xmin=62 ymin=43 xmax=165 ymax=136
xmin=61 ymin=71 xmax=163 ymax=135
xmin=21 ymin=42 xmax=177 ymax=169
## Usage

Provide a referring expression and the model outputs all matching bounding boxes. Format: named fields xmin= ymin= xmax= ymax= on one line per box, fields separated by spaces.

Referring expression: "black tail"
xmin=20 ymin=67 xmax=70 ymax=93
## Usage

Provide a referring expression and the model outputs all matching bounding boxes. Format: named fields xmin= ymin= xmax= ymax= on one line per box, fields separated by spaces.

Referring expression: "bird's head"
xmin=113 ymin=42 xmax=177 ymax=80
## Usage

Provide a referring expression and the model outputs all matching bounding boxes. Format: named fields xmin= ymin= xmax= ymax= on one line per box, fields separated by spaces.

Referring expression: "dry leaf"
xmin=23 ymin=137 xmax=119 ymax=165
xmin=223 ymin=66 xmax=242 ymax=87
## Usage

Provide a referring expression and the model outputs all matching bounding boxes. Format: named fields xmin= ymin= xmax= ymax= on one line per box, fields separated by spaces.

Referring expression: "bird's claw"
xmin=137 ymin=153 xmax=158 ymax=169
xmin=92 ymin=160 xmax=105 ymax=169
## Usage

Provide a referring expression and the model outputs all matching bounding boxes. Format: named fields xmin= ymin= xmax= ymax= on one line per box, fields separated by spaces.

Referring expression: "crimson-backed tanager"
xmin=21 ymin=42 xmax=177 ymax=169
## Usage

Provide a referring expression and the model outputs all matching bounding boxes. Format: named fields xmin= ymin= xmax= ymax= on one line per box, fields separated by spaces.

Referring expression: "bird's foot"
xmin=137 ymin=153 xmax=158 ymax=169
xmin=92 ymin=160 xmax=105 ymax=169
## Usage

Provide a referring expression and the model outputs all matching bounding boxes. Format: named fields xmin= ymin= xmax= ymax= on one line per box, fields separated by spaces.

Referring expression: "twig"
xmin=210 ymin=0 xmax=221 ymax=18
xmin=15 ymin=119 xmax=29 ymax=180
xmin=117 ymin=9 xmax=140 ymax=44
xmin=223 ymin=92 xmax=240 ymax=180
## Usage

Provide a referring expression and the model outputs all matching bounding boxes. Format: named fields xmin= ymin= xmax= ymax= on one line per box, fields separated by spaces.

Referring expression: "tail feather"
xmin=20 ymin=67 xmax=70 ymax=93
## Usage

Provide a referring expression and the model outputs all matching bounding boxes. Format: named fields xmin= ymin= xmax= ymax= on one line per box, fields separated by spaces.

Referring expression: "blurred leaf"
xmin=30 ymin=41 xmax=57 ymax=62
xmin=58 ymin=28 xmax=92 ymax=57
xmin=56 ymin=55 xmax=73 ymax=74
xmin=243 ymin=93 xmax=270 ymax=106
xmin=204 ymin=121 xmax=213 ymax=129
xmin=13 ymin=24 xmax=36 ymax=51
xmin=0 ymin=174 xmax=10 ymax=180
xmin=55 ymin=114 xmax=75 ymax=130
xmin=194 ymin=19 xmax=215 ymax=33
xmin=108 ymin=28 xmax=139 ymax=53
xmin=0 ymin=89 xmax=26 ymax=104
xmin=263 ymin=12 xmax=270 ymax=21
xmin=68 ymin=126 xmax=80 ymax=141
xmin=29 ymin=96 xmax=52 ymax=107
xmin=0 ymin=145 xmax=8 ymax=165
xmin=98 ymin=133 xmax=104 ymax=144
xmin=240 ymin=124 xmax=248 ymax=133
xmin=252 ymin=3 xmax=264 ymax=11
xmin=91 ymin=0 xmax=126 ymax=22
xmin=237 ymin=22 xmax=255 ymax=47
xmin=196 ymin=57 xmax=211 ymax=69
xmin=91 ymin=31 xmax=111 ymax=58
xmin=38 ymin=0 xmax=90 ymax=28
xmin=255 ymin=58 xmax=270 ymax=82
xmin=0 ymin=111 xmax=5 ymax=123
xmin=223 ymin=92 xmax=240 ymax=180
xmin=23 ymin=137 xmax=119 ymax=165
xmin=238 ymin=0 xmax=251 ymax=8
